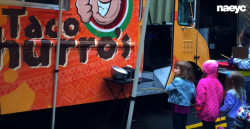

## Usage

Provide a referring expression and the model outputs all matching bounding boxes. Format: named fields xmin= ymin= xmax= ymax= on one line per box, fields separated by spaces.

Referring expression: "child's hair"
xmin=227 ymin=71 xmax=246 ymax=101
xmin=202 ymin=72 xmax=208 ymax=78
xmin=241 ymin=26 xmax=250 ymax=46
xmin=174 ymin=61 xmax=195 ymax=82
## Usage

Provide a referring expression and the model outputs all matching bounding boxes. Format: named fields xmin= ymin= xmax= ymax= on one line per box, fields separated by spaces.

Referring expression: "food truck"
xmin=0 ymin=0 xmax=143 ymax=115
xmin=0 ymin=0 xmax=246 ymax=123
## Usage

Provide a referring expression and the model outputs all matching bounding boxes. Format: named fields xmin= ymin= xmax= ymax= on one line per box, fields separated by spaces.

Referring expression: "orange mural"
xmin=0 ymin=0 xmax=139 ymax=115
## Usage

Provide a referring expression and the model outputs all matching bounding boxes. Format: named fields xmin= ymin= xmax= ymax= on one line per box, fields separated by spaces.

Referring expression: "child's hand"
xmin=228 ymin=57 xmax=234 ymax=66
xmin=195 ymin=106 xmax=202 ymax=113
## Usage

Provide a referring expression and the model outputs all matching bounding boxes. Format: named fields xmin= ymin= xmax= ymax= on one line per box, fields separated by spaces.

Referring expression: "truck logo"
xmin=217 ymin=5 xmax=247 ymax=13
xmin=76 ymin=0 xmax=133 ymax=38
xmin=0 ymin=4 xmax=133 ymax=71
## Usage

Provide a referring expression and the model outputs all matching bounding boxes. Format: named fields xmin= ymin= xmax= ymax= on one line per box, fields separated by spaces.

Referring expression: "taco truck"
xmin=0 ymin=0 xmax=246 ymax=127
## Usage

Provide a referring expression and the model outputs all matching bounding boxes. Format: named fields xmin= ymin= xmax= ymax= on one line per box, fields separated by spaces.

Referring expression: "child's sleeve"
xmin=191 ymin=83 xmax=196 ymax=98
xmin=165 ymin=78 xmax=180 ymax=94
xmin=220 ymin=86 xmax=224 ymax=105
xmin=219 ymin=92 xmax=235 ymax=115
xmin=233 ymin=58 xmax=250 ymax=70
xmin=219 ymin=93 xmax=224 ymax=107
xmin=195 ymin=80 xmax=206 ymax=110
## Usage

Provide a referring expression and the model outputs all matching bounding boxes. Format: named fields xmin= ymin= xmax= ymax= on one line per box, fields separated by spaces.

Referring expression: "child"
xmin=234 ymin=103 xmax=250 ymax=129
xmin=195 ymin=60 xmax=224 ymax=129
xmin=228 ymin=26 xmax=250 ymax=104
xmin=220 ymin=71 xmax=246 ymax=129
xmin=165 ymin=61 xmax=196 ymax=129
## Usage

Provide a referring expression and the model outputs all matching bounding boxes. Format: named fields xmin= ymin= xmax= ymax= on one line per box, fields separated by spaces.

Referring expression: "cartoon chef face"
xmin=76 ymin=0 xmax=121 ymax=26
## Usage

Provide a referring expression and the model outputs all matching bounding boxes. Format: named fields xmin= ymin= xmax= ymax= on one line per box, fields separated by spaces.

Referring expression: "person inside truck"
xmin=228 ymin=26 xmax=250 ymax=103
xmin=237 ymin=30 xmax=243 ymax=47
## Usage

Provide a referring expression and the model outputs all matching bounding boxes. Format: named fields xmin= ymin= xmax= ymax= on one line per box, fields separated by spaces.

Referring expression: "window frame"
xmin=0 ymin=0 xmax=69 ymax=11
xmin=177 ymin=0 xmax=194 ymax=26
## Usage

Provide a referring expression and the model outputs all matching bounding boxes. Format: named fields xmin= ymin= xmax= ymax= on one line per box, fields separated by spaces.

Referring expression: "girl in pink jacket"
xmin=195 ymin=60 xmax=224 ymax=129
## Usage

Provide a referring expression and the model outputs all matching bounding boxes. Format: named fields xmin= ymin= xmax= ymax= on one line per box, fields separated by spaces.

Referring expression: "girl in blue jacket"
xmin=165 ymin=61 xmax=196 ymax=129
xmin=220 ymin=71 xmax=246 ymax=129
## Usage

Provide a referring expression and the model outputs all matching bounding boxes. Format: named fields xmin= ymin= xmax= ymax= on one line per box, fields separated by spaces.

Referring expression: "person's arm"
xmin=219 ymin=83 xmax=224 ymax=105
xmin=165 ymin=78 xmax=181 ymax=94
xmin=219 ymin=92 xmax=235 ymax=116
xmin=220 ymin=88 xmax=224 ymax=105
xmin=233 ymin=58 xmax=250 ymax=70
xmin=195 ymin=80 xmax=206 ymax=111
xmin=191 ymin=83 xmax=196 ymax=98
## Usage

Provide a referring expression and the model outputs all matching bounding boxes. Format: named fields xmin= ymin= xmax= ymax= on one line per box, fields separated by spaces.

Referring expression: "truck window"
xmin=0 ymin=0 xmax=69 ymax=10
xmin=148 ymin=0 xmax=173 ymax=25
xmin=178 ymin=0 xmax=194 ymax=26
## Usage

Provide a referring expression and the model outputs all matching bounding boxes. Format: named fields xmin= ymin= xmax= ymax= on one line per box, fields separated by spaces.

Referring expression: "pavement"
xmin=0 ymin=93 xmax=227 ymax=129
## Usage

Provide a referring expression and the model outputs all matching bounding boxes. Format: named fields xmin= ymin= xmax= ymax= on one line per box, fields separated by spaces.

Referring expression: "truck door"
xmin=173 ymin=0 xmax=198 ymax=63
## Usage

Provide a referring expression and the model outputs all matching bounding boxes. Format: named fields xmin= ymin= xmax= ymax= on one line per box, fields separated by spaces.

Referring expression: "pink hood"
xmin=202 ymin=60 xmax=218 ymax=76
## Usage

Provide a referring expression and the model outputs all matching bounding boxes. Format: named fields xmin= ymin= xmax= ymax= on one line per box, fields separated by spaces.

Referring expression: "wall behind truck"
xmin=238 ymin=0 xmax=250 ymax=44
xmin=0 ymin=0 xmax=139 ymax=115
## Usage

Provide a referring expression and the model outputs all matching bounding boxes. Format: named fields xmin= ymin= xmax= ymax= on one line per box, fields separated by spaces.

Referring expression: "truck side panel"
xmin=0 ymin=0 xmax=139 ymax=115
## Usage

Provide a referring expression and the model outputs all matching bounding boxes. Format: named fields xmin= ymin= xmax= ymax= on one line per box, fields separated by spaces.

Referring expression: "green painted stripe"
xmin=238 ymin=71 xmax=250 ymax=76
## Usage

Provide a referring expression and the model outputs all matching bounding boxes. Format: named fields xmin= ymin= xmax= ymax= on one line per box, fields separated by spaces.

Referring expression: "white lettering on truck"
xmin=217 ymin=5 xmax=247 ymax=13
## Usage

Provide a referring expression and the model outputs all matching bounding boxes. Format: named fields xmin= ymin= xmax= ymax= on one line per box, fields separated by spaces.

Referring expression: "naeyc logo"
xmin=217 ymin=5 xmax=247 ymax=14
xmin=76 ymin=0 xmax=133 ymax=38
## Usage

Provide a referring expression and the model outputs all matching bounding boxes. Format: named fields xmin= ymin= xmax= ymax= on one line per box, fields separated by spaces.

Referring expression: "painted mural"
xmin=0 ymin=0 xmax=140 ymax=115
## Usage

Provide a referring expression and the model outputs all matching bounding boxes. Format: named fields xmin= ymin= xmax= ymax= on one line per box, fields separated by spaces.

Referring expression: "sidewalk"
xmin=0 ymin=93 xmax=227 ymax=129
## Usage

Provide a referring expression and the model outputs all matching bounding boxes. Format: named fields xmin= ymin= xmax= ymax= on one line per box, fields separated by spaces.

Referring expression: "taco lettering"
xmin=0 ymin=7 xmax=131 ymax=71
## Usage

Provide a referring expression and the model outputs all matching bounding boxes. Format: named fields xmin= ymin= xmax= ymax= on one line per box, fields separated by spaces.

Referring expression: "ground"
xmin=0 ymin=94 xmax=227 ymax=129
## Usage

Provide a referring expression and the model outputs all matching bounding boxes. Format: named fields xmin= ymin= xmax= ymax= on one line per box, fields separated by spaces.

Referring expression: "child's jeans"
xmin=202 ymin=120 xmax=215 ymax=129
xmin=226 ymin=117 xmax=236 ymax=129
xmin=172 ymin=112 xmax=188 ymax=129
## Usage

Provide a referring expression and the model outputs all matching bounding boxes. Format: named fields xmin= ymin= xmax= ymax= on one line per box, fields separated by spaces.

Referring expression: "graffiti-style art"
xmin=0 ymin=0 xmax=139 ymax=115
